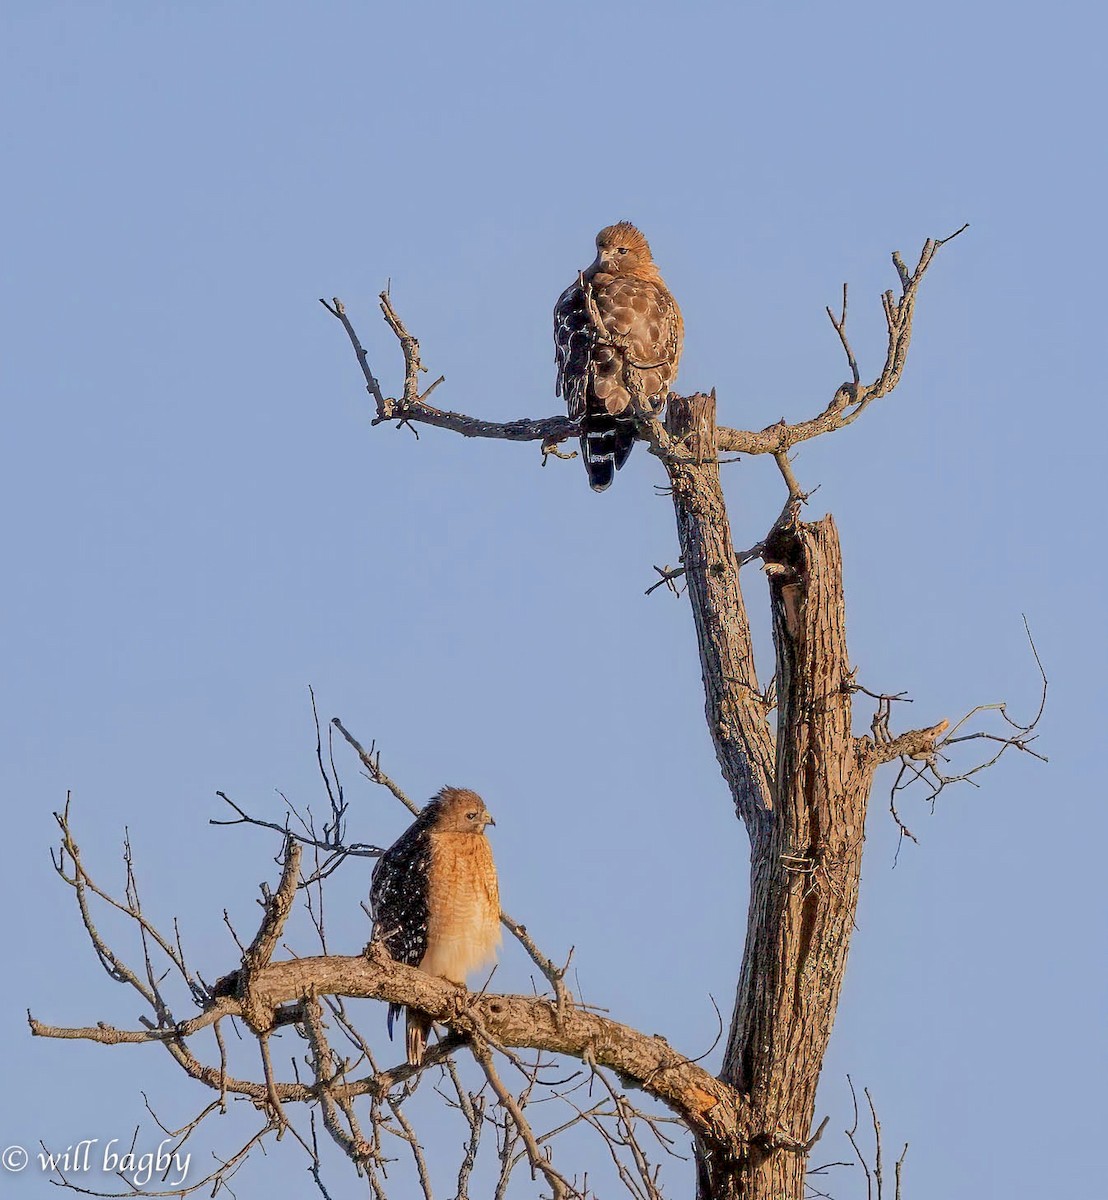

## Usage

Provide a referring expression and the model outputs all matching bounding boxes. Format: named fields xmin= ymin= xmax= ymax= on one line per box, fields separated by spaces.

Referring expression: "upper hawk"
xmin=554 ymin=222 xmax=684 ymax=491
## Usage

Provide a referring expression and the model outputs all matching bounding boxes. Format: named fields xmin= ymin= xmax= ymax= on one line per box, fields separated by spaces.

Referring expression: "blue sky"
xmin=2 ymin=3 xmax=1104 ymax=1197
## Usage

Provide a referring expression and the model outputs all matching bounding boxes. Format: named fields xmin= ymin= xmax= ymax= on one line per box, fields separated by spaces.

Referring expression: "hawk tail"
xmin=582 ymin=418 xmax=636 ymax=492
xmin=406 ymin=1009 xmax=432 ymax=1067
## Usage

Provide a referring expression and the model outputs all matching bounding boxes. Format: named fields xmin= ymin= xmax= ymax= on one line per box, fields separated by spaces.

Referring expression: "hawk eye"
xmin=466 ymin=811 xmax=478 ymax=821
xmin=617 ymin=247 xmax=629 ymax=255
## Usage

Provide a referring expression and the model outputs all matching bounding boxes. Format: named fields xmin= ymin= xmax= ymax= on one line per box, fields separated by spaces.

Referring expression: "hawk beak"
xmin=486 ymin=814 xmax=496 ymax=827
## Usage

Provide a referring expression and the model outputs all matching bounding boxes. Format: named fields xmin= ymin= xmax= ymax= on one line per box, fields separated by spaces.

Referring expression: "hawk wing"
xmin=554 ymin=280 xmax=591 ymax=422
xmin=554 ymin=273 xmax=683 ymax=491
xmin=588 ymin=276 xmax=683 ymax=416
xmin=370 ymin=816 xmax=433 ymax=1038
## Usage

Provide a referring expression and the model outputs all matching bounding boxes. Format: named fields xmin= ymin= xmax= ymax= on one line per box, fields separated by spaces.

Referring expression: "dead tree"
xmin=31 ymin=228 xmax=1045 ymax=1200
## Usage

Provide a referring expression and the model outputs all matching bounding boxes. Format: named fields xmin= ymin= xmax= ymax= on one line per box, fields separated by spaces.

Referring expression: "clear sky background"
xmin=2 ymin=3 xmax=1104 ymax=1198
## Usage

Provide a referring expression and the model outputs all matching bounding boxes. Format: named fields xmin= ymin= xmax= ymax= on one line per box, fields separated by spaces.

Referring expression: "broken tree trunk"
xmin=663 ymin=394 xmax=877 ymax=1200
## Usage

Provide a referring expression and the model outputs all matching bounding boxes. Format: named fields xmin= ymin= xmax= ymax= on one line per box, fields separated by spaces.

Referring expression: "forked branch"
xmin=320 ymin=292 xmax=575 ymax=444
xmin=715 ymin=225 xmax=969 ymax=455
xmin=323 ymin=228 xmax=968 ymax=471
xmin=844 ymin=1078 xmax=909 ymax=1200
xmin=848 ymin=617 xmax=1048 ymax=854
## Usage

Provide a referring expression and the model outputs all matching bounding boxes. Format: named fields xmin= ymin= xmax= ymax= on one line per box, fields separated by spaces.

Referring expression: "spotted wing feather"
xmin=554 ymin=282 xmax=591 ymax=422
xmin=370 ymin=805 xmax=437 ymax=1039
xmin=589 ymin=277 xmax=682 ymax=416
xmin=554 ymin=275 xmax=682 ymax=491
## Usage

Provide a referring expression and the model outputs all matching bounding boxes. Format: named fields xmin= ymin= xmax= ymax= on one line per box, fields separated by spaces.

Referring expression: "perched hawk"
xmin=369 ymin=786 xmax=500 ymax=1067
xmin=554 ymin=222 xmax=684 ymax=491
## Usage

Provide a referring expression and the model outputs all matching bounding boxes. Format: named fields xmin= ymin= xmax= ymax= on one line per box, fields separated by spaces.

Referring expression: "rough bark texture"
xmin=662 ymin=394 xmax=775 ymax=833
xmin=663 ymin=396 xmax=876 ymax=1200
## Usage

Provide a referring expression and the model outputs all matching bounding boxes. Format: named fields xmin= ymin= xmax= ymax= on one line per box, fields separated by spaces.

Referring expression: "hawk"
xmin=369 ymin=786 xmax=501 ymax=1067
xmin=554 ymin=222 xmax=684 ymax=491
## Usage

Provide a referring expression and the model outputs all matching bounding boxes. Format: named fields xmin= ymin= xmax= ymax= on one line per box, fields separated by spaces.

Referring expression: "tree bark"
xmin=663 ymin=396 xmax=876 ymax=1200
xmin=661 ymin=393 xmax=775 ymax=832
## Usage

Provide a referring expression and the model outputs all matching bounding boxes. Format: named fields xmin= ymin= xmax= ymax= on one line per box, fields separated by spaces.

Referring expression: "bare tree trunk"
xmin=664 ymin=395 xmax=876 ymax=1200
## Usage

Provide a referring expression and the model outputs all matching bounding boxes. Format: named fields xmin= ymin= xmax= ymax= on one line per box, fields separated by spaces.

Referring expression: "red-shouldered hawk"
xmin=554 ymin=222 xmax=684 ymax=491
xmin=369 ymin=786 xmax=500 ymax=1066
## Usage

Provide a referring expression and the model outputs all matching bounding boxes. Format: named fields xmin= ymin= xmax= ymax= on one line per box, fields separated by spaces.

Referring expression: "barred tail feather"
xmin=387 ymin=1003 xmax=432 ymax=1067
xmin=406 ymin=1009 xmax=432 ymax=1067
xmin=582 ymin=418 xmax=636 ymax=492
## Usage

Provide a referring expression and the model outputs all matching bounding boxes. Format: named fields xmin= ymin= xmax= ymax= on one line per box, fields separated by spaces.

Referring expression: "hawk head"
xmin=433 ymin=786 xmax=496 ymax=833
xmin=594 ymin=221 xmax=655 ymax=276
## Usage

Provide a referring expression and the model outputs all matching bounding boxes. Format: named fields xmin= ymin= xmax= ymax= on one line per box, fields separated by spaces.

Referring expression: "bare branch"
xmin=588 ymin=1060 xmax=667 ymax=1200
xmin=715 ymin=227 xmax=969 ymax=457
xmin=35 ymin=944 xmax=747 ymax=1148
xmin=868 ymin=617 xmax=1048 ymax=830
xmin=867 ymin=1088 xmax=883 ymax=1200
xmin=242 ymin=839 xmax=302 ymax=974
xmin=895 ymin=1142 xmax=909 ymax=1200
xmin=324 ymin=293 xmax=575 ymax=445
xmin=471 ymin=1038 xmax=578 ymax=1200
xmin=445 ymin=1063 xmax=485 ymax=1200
xmin=645 ymin=563 xmax=687 ymax=597
xmin=840 ymin=1079 xmax=906 ymax=1200
xmin=385 ymin=1093 xmax=435 ymax=1200
xmin=844 ymin=1077 xmax=873 ymax=1200
xmin=826 ymin=282 xmax=860 ymax=386
xmin=331 ymin=717 xmax=420 ymax=816
xmin=318 ymin=296 xmax=388 ymax=415
xmin=862 ymin=719 xmax=951 ymax=767
xmin=210 ymin=791 xmax=382 ymax=861
xmin=301 ymin=997 xmax=375 ymax=1169
xmin=498 ymin=912 xmax=573 ymax=1019
xmin=773 ymin=450 xmax=808 ymax=503
xmin=324 ymin=230 xmax=967 ymax=500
